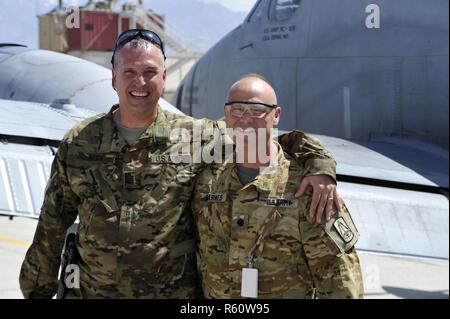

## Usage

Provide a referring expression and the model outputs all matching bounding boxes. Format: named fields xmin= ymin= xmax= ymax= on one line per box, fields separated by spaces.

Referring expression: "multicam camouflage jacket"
xmin=19 ymin=104 xmax=337 ymax=299
xmin=193 ymin=143 xmax=364 ymax=299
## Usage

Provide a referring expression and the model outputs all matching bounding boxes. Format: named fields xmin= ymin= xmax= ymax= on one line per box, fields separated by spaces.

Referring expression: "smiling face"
xmin=112 ymin=40 xmax=166 ymax=124
xmin=224 ymin=77 xmax=281 ymax=145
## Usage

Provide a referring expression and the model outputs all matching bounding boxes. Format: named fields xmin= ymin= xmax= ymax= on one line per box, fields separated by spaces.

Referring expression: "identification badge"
xmin=241 ymin=268 xmax=258 ymax=298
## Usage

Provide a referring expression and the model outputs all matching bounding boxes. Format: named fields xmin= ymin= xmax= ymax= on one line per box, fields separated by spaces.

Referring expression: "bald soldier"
xmin=20 ymin=30 xmax=340 ymax=299
xmin=193 ymin=75 xmax=364 ymax=299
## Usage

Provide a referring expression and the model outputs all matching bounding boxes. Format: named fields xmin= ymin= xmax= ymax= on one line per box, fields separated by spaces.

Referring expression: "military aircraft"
xmin=173 ymin=0 xmax=449 ymax=298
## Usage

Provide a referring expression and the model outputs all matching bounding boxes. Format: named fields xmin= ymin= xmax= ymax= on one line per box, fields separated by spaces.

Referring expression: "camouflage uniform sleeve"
xmin=19 ymin=141 xmax=79 ymax=299
xmin=299 ymin=197 xmax=364 ymax=298
xmin=196 ymin=118 xmax=226 ymax=168
xmin=278 ymin=130 xmax=336 ymax=182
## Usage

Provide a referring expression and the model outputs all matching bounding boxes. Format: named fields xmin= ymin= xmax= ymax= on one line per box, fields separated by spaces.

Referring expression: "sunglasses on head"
xmin=111 ymin=29 xmax=166 ymax=65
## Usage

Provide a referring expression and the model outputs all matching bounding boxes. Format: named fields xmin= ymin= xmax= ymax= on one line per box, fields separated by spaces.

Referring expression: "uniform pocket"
xmin=141 ymin=163 xmax=162 ymax=189
xmin=140 ymin=245 xmax=195 ymax=284
xmin=78 ymin=200 xmax=117 ymax=244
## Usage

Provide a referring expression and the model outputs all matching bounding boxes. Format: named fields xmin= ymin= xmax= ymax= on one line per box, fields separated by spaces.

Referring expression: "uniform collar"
xmin=99 ymin=104 xmax=126 ymax=153
xmin=245 ymin=142 xmax=290 ymax=197
xmin=219 ymin=141 xmax=291 ymax=197
xmin=139 ymin=106 xmax=171 ymax=143
xmin=99 ymin=104 xmax=170 ymax=153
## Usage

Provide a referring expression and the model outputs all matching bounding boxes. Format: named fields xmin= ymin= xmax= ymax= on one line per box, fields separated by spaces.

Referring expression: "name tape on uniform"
xmin=149 ymin=154 xmax=172 ymax=163
xmin=259 ymin=196 xmax=298 ymax=208
xmin=149 ymin=154 xmax=192 ymax=164
xmin=205 ymin=193 xmax=227 ymax=202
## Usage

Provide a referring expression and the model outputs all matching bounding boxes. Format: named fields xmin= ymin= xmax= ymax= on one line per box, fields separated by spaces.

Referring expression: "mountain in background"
xmin=145 ymin=0 xmax=247 ymax=51
xmin=0 ymin=0 xmax=247 ymax=52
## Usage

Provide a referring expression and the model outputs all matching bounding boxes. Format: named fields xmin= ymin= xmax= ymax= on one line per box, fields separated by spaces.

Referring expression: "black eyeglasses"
xmin=111 ymin=29 xmax=166 ymax=65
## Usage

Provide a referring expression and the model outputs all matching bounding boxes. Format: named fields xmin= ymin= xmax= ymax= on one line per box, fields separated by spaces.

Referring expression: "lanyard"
xmin=246 ymin=209 xmax=282 ymax=268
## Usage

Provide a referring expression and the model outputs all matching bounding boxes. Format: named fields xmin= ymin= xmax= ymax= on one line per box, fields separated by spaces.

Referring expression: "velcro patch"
xmin=123 ymin=171 xmax=140 ymax=189
xmin=232 ymin=214 xmax=249 ymax=229
xmin=333 ymin=217 xmax=354 ymax=243
xmin=325 ymin=211 xmax=359 ymax=253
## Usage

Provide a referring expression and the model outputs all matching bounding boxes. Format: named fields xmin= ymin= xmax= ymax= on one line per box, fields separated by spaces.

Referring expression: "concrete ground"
xmin=0 ymin=215 xmax=36 ymax=299
xmin=0 ymin=215 xmax=448 ymax=299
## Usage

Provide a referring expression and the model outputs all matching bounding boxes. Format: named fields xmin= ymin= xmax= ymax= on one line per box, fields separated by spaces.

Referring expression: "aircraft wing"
xmin=307 ymin=134 xmax=449 ymax=259
xmin=0 ymin=142 xmax=53 ymax=219
xmin=0 ymin=99 xmax=97 ymax=142
xmin=304 ymin=134 xmax=449 ymax=297
xmin=159 ymin=97 xmax=185 ymax=115
xmin=312 ymin=134 xmax=449 ymax=189
xmin=0 ymin=99 xmax=96 ymax=218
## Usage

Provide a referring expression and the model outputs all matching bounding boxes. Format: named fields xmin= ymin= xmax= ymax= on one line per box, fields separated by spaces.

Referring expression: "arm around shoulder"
xmin=278 ymin=130 xmax=337 ymax=182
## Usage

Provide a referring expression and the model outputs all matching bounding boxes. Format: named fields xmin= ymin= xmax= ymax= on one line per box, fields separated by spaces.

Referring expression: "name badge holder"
xmin=241 ymin=255 xmax=258 ymax=298
xmin=241 ymin=210 xmax=282 ymax=298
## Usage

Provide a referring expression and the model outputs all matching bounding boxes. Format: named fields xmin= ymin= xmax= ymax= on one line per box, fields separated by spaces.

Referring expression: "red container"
xmin=120 ymin=17 xmax=130 ymax=33
xmin=68 ymin=11 xmax=119 ymax=51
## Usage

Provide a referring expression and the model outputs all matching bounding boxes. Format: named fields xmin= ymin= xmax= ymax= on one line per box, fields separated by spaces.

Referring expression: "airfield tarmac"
xmin=0 ymin=215 xmax=448 ymax=299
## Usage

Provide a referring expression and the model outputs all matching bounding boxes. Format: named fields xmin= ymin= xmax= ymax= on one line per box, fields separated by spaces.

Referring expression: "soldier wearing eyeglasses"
xmin=19 ymin=30 xmax=341 ymax=299
xmin=192 ymin=75 xmax=364 ymax=299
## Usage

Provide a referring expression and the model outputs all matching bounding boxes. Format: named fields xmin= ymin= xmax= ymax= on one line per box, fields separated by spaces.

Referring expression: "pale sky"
xmin=33 ymin=1 xmax=258 ymax=14
xmin=200 ymin=0 xmax=258 ymax=12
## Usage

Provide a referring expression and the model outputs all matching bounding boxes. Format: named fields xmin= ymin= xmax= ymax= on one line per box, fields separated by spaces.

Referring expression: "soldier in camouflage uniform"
xmin=193 ymin=75 xmax=364 ymax=298
xmin=19 ymin=30 xmax=340 ymax=298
